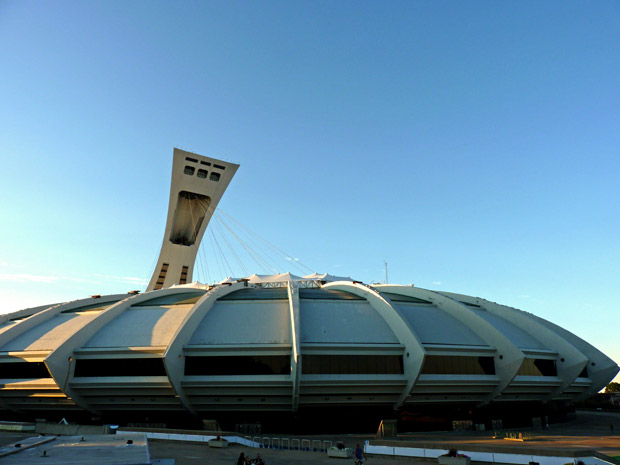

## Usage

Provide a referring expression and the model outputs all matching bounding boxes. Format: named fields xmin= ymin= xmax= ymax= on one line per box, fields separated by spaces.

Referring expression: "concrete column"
xmin=287 ymin=282 xmax=301 ymax=412
xmin=162 ymin=282 xmax=251 ymax=414
xmin=322 ymin=282 xmax=426 ymax=410
xmin=377 ymin=285 xmax=525 ymax=404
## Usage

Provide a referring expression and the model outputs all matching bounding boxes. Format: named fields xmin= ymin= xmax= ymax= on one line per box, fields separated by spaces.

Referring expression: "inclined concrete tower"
xmin=147 ymin=148 xmax=239 ymax=291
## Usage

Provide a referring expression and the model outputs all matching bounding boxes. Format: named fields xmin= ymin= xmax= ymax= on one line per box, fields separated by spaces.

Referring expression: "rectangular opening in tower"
xmin=169 ymin=191 xmax=211 ymax=246
xmin=179 ymin=265 xmax=189 ymax=284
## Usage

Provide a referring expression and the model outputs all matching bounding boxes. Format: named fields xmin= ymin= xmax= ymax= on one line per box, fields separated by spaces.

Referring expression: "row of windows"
xmin=0 ymin=356 xmax=578 ymax=379
xmin=74 ymin=358 xmax=167 ymax=377
xmin=71 ymin=355 xmax=404 ymax=377
xmin=301 ymin=355 xmax=404 ymax=375
xmin=185 ymin=356 xmax=290 ymax=376
xmin=516 ymin=358 xmax=558 ymax=377
xmin=185 ymin=156 xmax=226 ymax=171
xmin=0 ymin=362 xmax=51 ymax=378
xmin=420 ymin=356 xmax=496 ymax=375
xmin=184 ymin=165 xmax=221 ymax=181
xmin=420 ymin=356 xmax=561 ymax=377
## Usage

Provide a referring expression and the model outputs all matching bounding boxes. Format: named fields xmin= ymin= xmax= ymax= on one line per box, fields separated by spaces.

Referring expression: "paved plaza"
xmin=148 ymin=410 xmax=620 ymax=465
xmin=0 ymin=410 xmax=618 ymax=464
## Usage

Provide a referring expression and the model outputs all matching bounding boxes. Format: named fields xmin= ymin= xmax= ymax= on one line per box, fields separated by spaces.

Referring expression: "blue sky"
xmin=0 ymin=1 xmax=618 ymax=382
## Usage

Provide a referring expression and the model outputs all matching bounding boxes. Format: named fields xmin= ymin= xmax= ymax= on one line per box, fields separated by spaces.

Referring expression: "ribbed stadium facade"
xmin=1 ymin=149 xmax=616 ymax=430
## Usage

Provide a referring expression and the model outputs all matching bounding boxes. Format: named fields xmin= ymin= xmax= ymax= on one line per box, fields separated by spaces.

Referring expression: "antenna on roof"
xmin=384 ymin=260 xmax=388 ymax=284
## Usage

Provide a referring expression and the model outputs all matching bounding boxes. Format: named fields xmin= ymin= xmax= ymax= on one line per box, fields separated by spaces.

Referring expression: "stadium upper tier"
xmin=0 ymin=148 xmax=616 ymax=417
xmin=0 ymin=272 xmax=616 ymax=414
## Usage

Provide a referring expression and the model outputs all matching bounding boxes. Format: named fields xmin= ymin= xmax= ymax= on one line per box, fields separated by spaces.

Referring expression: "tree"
xmin=605 ymin=382 xmax=620 ymax=393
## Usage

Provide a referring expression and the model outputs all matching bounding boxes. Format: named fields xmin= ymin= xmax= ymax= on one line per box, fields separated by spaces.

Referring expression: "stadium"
xmin=0 ymin=149 xmax=617 ymax=431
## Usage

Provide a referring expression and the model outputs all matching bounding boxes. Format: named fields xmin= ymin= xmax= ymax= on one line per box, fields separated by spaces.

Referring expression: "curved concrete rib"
xmin=163 ymin=282 xmax=251 ymax=415
xmin=0 ymin=303 xmax=56 ymax=326
xmin=0 ymin=295 xmax=126 ymax=349
xmin=441 ymin=292 xmax=589 ymax=401
xmin=377 ymin=285 xmax=525 ymax=405
xmin=322 ymin=282 xmax=425 ymax=410
xmin=520 ymin=310 xmax=619 ymax=398
xmin=287 ymin=282 xmax=301 ymax=412
xmin=44 ymin=288 xmax=196 ymax=414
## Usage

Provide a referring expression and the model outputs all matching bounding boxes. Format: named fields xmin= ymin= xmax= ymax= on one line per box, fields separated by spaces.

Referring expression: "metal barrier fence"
xmin=249 ymin=436 xmax=335 ymax=453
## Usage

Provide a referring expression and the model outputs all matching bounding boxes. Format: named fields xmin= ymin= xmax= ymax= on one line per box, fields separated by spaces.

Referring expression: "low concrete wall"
xmin=35 ymin=422 xmax=112 ymax=436
xmin=0 ymin=421 xmax=36 ymax=432
xmin=365 ymin=443 xmax=620 ymax=465
xmin=121 ymin=430 xmax=260 ymax=448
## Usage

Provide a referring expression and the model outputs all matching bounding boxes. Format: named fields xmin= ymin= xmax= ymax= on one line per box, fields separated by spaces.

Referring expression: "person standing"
xmin=354 ymin=443 xmax=366 ymax=464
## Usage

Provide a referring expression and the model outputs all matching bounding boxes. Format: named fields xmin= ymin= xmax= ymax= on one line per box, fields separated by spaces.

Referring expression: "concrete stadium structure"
xmin=0 ymin=149 xmax=617 ymax=430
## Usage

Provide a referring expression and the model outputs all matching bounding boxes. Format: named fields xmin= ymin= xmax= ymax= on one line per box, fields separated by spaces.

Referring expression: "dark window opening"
xmin=197 ymin=169 xmax=208 ymax=179
xmin=184 ymin=166 xmax=195 ymax=175
xmin=74 ymin=358 xmax=167 ymax=377
xmin=210 ymin=172 xmax=220 ymax=182
xmin=420 ymin=356 xmax=495 ymax=375
xmin=213 ymin=164 xmax=226 ymax=170
xmin=61 ymin=301 xmax=121 ymax=314
xmin=169 ymin=191 xmax=210 ymax=246
xmin=133 ymin=291 xmax=205 ymax=307
xmin=154 ymin=263 xmax=169 ymax=290
xmin=219 ymin=288 xmax=288 ymax=301
xmin=298 ymin=289 xmax=364 ymax=300
xmin=200 ymin=161 xmax=211 ymax=166
xmin=179 ymin=266 xmax=189 ymax=285
xmin=0 ymin=362 xmax=51 ymax=379
xmin=301 ymin=355 xmax=403 ymax=375
xmin=578 ymin=366 xmax=588 ymax=378
xmin=516 ymin=358 xmax=557 ymax=377
xmin=185 ymin=157 xmax=198 ymax=163
xmin=184 ymin=356 xmax=290 ymax=376
xmin=534 ymin=359 xmax=557 ymax=377
xmin=381 ymin=292 xmax=431 ymax=304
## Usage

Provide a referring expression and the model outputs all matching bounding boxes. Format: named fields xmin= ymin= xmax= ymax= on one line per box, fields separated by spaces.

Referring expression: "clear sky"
xmin=0 ymin=1 xmax=618 ymax=382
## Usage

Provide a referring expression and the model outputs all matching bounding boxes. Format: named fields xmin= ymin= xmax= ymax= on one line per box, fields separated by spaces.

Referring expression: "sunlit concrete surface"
xmin=0 ymin=411 xmax=617 ymax=465
xmin=0 ymin=433 xmax=149 ymax=465
xmin=145 ymin=411 xmax=620 ymax=465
